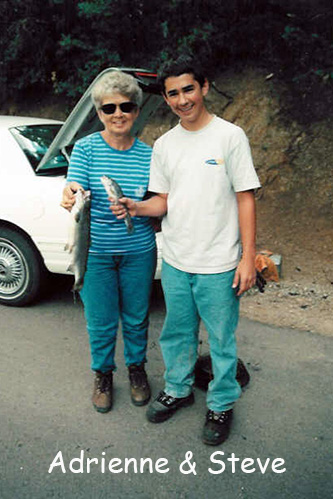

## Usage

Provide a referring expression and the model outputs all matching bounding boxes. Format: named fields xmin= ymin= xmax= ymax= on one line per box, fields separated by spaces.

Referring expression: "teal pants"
xmin=80 ymin=248 xmax=156 ymax=373
xmin=160 ymin=261 xmax=241 ymax=412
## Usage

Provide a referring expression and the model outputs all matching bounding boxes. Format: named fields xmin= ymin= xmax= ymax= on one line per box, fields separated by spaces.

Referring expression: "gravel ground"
xmin=240 ymin=280 xmax=332 ymax=337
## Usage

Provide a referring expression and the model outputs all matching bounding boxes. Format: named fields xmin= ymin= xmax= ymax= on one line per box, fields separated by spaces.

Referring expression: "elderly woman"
xmin=61 ymin=71 xmax=156 ymax=413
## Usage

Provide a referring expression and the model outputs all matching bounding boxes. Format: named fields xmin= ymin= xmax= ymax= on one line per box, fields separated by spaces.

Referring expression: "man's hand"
xmin=110 ymin=193 xmax=168 ymax=218
xmin=61 ymin=181 xmax=83 ymax=211
xmin=232 ymin=256 xmax=256 ymax=296
xmin=110 ymin=197 xmax=137 ymax=217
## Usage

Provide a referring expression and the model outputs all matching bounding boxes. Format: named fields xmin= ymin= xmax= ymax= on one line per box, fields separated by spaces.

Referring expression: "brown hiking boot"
xmin=128 ymin=364 xmax=151 ymax=406
xmin=92 ymin=371 xmax=113 ymax=413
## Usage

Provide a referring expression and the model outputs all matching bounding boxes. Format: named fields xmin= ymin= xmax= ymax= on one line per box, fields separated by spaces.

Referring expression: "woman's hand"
xmin=61 ymin=181 xmax=83 ymax=211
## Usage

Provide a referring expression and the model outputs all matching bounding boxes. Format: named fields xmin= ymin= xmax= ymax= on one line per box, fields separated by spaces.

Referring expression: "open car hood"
xmin=36 ymin=67 xmax=162 ymax=173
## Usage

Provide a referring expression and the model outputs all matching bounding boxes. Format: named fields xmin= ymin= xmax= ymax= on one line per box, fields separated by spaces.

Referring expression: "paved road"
xmin=0 ymin=275 xmax=332 ymax=499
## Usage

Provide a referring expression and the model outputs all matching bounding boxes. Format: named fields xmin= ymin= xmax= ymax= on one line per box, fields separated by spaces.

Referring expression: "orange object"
xmin=258 ymin=249 xmax=273 ymax=257
xmin=255 ymin=254 xmax=279 ymax=282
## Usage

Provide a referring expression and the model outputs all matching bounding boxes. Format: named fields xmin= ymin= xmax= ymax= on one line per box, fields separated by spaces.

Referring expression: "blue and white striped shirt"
xmin=67 ymin=132 xmax=155 ymax=254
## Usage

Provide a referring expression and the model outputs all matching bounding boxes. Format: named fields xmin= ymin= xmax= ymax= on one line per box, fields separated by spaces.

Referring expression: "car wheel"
xmin=0 ymin=227 xmax=45 ymax=306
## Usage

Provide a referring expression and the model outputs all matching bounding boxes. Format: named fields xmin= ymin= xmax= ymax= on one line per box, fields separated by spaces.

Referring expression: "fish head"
xmin=101 ymin=175 xmax=122 ymax=202
xmin=74 ymin=188 xmax=90 ymax=207
xmin=83 ymin=190 xmax=91 ymax=209
xmin=72 ymin=189 xmax=90 ymax=221
xmin=82 ymin=190 xmax=91 ymax=201
xmin=73 ymin=189 xmax=84 ymax=209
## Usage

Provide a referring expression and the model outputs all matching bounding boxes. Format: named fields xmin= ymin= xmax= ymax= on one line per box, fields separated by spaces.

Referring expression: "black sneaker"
xmin=146 ymin=390 xmax=194 ymax=423
xmin=202 ymin=409 xmax=233 ymax=445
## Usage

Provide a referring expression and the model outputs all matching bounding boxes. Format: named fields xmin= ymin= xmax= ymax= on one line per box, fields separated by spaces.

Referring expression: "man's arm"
xmin=110 ymin=193 xmax=168 ymax=218
xmin=233 ymin=190 xmax=257 ymax=296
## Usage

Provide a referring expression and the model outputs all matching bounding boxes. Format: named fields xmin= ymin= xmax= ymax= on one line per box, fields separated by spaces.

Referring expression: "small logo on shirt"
xmin=135 ymin=186 xmax=145 ymax=198
xmin=205 ymin=158 xmax=224 ymax=166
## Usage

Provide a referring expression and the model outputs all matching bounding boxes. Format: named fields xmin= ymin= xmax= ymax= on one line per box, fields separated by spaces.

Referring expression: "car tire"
xmin=0 ymin=227 xmax=46 ymax=306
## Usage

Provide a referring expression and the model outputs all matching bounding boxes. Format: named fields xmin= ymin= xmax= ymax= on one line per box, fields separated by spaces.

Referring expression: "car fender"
xmin=0 ymin=175 xmax=72 ymax=274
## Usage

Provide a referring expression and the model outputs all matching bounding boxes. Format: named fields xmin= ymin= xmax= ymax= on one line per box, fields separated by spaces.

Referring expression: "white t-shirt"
xmin=149 ymin=116 xmax=261 ymax=273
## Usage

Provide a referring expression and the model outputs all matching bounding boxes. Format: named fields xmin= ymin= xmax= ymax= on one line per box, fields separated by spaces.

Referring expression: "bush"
xmin=1 ymin=0 xmax=332 ymax=121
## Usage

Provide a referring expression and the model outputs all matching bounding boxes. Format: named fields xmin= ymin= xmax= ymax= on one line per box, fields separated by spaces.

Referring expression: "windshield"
xmin=10 ymin=124 xmax=68 ymax=175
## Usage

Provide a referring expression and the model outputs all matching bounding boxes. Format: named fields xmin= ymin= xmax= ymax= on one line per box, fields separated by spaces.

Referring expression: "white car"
xmin=0 ymin=68 xmax=163 ymax=306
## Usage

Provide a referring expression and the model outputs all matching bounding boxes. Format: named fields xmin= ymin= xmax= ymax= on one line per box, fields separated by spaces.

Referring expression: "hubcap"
xmin=0 ymin=240 xmax=27 ymax=297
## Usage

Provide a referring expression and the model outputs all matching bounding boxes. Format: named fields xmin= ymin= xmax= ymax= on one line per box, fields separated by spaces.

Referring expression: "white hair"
xmin=91 ymin=71 xmax=143 ymax=109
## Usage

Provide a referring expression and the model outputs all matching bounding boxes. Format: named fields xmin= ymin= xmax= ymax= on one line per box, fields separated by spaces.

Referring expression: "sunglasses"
xmin=100 ymin=102 xmax=137 ymax=114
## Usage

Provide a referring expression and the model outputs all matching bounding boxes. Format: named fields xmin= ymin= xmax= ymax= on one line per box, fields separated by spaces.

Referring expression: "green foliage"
xmin=1 ymin=0 xmax=57 ymax=99
xmin=275 ymin=4 xmax=333 ymax=121
xmin=1 ymin=0 xmax=332 ymax=121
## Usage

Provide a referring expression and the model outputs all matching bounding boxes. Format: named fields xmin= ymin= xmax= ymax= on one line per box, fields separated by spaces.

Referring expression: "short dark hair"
xmin=158 ymin=56 xmax=207 ymax=94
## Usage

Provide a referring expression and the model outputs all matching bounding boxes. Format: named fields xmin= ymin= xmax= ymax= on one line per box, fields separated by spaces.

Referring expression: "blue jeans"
xmin=160 ymin=261 xmax=241 ymax=412
xmin=80 ymin=248 xmax=157 ymax=373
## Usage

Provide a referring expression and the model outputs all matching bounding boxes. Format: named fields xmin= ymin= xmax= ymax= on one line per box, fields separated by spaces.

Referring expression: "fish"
xmin=65 ymin=189 xmax=91 ymax=291
xmin=100 ymin=175 xmax=135 ymax=234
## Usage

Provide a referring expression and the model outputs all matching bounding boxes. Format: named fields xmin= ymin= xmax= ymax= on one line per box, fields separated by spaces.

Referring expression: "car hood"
xmin=36 ymin=67 xmax=162 ymax=173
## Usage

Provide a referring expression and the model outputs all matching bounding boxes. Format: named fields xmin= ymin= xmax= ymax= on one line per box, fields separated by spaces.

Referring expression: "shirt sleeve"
xmin=66 ymin=141 xmax=90 ymax=190
xmin=226 ymin=127 xmax=261 ymax=192
xmin=148 ymin=139 xmax=170 ymax=194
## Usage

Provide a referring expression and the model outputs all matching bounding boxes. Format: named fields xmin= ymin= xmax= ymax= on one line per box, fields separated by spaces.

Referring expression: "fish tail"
xmin=72 ymin=279 xmax=84 ymax=292
xmin=125 ymin=214 xmax=135 ymax=234
xmin=71 ymin=289 xmax=77 ymax=303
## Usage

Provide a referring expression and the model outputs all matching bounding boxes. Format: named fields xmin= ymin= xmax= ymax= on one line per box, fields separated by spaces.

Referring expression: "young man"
xmin=111 ymin=59 xmax=261 ymax=445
